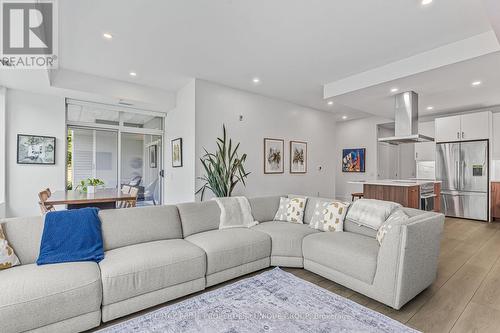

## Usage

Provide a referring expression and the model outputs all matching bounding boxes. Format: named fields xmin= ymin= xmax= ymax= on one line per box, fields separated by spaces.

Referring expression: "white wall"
xmin=194 ymin=80 xmax=336 ymax=200
xmin=164 ymin=80 xmax=196 ymax=204
xmin=334 ymin=116 xmax=390 ymax=201
xmin=5 ymin=89 xmax=66 ymax=217
xmin=0 ymin=87 xmax=5 ymax=218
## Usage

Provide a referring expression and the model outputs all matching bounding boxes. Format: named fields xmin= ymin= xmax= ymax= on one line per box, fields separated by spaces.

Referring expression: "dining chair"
xmin=116 ymin=185 xmax=132 ymax=208
xmin=143 ymin=179 xmax=158 ymax=205
xmin=124 ymin=187 xmax=139 ymax=208
xmin=38 ymin=188 xmax=56 ymax=214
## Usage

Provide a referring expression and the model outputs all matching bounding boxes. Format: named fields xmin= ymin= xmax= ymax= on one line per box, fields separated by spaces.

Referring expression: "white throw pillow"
xmin=214 ymin=197 xmax=258 ymax=229
xmin=274 ymin=197 xmax=307 ymax=223
xmin=376 ymin=209 xmax=409 ymax=245
xmin=310 ymin=200 xmax=350 ymax=232
xmin=0 ymin=224 xmax=20 ymax=270
xmin=346 ymin=199 xmax=402 ymax=230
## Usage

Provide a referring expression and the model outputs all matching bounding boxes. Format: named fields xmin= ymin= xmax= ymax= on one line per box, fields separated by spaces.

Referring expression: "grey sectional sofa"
xmin=0 ymin=195 xmax=444 ymax=333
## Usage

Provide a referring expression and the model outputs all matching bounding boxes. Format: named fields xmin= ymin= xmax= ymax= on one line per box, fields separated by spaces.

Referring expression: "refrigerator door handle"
xmin=463 ymin=160 xmax=467 ymax=190
xmin=455 ymin=160 xmax=460 ymax=189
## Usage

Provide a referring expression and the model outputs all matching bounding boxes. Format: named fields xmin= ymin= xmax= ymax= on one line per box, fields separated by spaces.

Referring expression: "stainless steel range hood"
xmin=378 ymin=91 xmax=434 ymax=145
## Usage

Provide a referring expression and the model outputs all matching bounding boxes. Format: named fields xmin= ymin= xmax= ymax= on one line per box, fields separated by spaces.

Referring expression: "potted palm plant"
xmin=196 ymin=125 xmax=250 ymax=200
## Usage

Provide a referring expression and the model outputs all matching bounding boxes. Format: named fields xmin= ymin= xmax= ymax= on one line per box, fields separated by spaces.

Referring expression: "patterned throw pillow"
xmin=274 ymin=197 xmax=307 ymax=223
xmin=376 ymin=209 xmax=409 ymax=245
xmin=0 ymin=225 xmax=20 ymax=270
xmin=310 ymin=200 xmax=350 ymax=232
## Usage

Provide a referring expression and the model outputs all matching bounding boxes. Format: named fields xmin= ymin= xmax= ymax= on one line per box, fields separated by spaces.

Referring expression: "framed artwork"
xmin=342 ymin=148 xmax=366 ymax=172
xmin=290 ymin=141 xmax=307 ymax=173
xmin=149 ymin=144 xmax=157 ymax=168
xmin=17 ymin=134 xmax=56 ymax=165
xmin=264 ymin=138 xmax=284 ymax=174
xmin=171 ymin=138 xmax=183 ymax=167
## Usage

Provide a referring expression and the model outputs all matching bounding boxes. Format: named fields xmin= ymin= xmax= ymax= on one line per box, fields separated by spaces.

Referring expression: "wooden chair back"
xmin=38 ymin=188 xmax=56 ymax=214
xmin=117 ymin=185 xmax=131 ymax=208
xmin=126 ymin=187 xmax=139 ymax=208
xmin=117 ymin=186 xmax=139 ymax=209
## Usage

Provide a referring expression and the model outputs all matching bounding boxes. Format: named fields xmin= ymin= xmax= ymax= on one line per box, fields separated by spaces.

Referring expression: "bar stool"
xmin=351 ymin=192 xmax=364 ymax=201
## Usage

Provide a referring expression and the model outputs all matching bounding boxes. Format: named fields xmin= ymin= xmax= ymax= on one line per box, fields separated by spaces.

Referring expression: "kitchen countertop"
xmin=348 ymin=179 xmax=441 ymax=187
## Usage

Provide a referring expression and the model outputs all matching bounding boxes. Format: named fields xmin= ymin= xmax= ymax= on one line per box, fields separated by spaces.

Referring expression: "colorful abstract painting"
xmin=342 ymin=148 xmax=365 ymax=172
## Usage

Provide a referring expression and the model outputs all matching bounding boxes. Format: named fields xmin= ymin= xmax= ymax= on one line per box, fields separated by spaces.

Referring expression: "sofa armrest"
xmin=373 ymin=212 xmax=444 ymax=309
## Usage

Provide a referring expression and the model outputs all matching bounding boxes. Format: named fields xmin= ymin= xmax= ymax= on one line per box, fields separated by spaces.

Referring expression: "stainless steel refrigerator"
xmin=436 ymin=140 xmax=489 ymax=221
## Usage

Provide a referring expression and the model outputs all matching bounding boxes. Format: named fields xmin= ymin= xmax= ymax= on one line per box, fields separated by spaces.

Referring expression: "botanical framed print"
xmin=17 ymin=134 xmax=56 ymax=165
xmin=172 ymin=138 xmax=183 ymax=167
xmin=290 ymin=141 xmax=307 ymax=173
xmin=264 ymin=138 xmax=284 ymax=174
xmin=149 ymin=144 xmax=157 ymax=168
xmin=342 ymin=148 xmax=366 ymax=172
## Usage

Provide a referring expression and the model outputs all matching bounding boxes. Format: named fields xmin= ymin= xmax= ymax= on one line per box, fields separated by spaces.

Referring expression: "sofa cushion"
xmin=177 ymin=201 xmax=221 ymax=237
xmin=99 ymin=239 xmax=206 ymax=305
xmin=0 ymin=216 xmax=44 ymax=265
xmin=0 ymin=262 xmax=101 ymax=333
xmin=274 ymin=197 xmax=307 ymax=223
xmin=309 ymin=200 xmax=350 ymax=232
xmin=99 ymin=205 xmax=183 ymax=251
xmin=343 ymin=218 xmax=378 ymax=238
xmin=0 ymin=224 xmax=20 ymax=270
xmin=377 ymin=208 xmax=409 ymax=245
xmin=346 ymin=199 xmax=402 ymax=230
xmin=185 ymin=228 xmax=271 ymax=275
xmin=303 ymin=232 xmax=379 ymax=284
xmin=248 ymin=196 xmax=282 ymax=222
xmin=252 ymin=221 xmax=319 ymax=258
xmin=303 ymin=196 xmax=336 ymax=224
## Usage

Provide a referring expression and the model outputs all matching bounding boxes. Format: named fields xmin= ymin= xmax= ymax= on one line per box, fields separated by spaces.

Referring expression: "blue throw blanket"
xmin=37 ymin=207 xmax=104 ymax=265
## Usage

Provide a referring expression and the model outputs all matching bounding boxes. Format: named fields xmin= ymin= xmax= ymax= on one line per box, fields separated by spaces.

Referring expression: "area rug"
xmin=97 ymin=268 xmax=418 ymax=333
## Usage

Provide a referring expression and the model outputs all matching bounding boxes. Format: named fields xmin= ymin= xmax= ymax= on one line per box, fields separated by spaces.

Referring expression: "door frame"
xmin=65 ymin=100 xmax=166 ymax=204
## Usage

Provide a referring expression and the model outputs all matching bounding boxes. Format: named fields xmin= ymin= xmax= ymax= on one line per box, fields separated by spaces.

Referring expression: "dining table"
xmin=45 ymin=188 xmax=136 ymax=210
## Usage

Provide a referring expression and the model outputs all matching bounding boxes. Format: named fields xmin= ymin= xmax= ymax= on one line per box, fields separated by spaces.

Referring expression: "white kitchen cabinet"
xmin=435 ymin=115 xmax=461 ymax=142
xmin=460 ymin=112 xmax=490 ymax=141
xmin=415 ymin=142 xmax=435 ymax=161
xmin=435 ymin=111 xmax=490 ymax=143
xmin=415 ymin=121 xmax=436 ymax=161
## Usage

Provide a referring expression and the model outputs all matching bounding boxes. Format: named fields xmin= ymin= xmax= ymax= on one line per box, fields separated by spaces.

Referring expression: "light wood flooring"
xmin=92 ymin=217 xmax=500 ymax=333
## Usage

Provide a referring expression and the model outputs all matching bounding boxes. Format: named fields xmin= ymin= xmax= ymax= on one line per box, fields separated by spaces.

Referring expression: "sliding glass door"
xmin=67 ymin=127 xmax=118 ymax=190
xmin=120 ymin=133 xmax=162 ymax=206
xmin=66 ymin=99 xmax=165 ymax=205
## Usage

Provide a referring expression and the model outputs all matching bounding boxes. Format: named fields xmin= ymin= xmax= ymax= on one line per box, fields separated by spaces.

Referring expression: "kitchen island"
xmin=348 ymin=179 xmax=441 ymax=212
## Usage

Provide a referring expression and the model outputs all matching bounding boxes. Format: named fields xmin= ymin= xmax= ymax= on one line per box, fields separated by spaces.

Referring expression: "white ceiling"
xmin=1 ymin=0 xmax=497 ymax=121
xmin=53 ymin=0 xmax=495 ymax=120
xmin=334 ymin=51 xmax=500 ymax=119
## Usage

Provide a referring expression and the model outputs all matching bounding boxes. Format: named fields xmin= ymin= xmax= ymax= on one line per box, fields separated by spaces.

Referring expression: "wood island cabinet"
xmin=363 ymin=184 xmax=420 ymax=209
xmin=492 ymin=182 xmax=500 ymax=221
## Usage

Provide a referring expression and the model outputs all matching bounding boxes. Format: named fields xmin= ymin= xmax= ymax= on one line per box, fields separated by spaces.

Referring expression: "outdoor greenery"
xmin=66 ymin=130 xmax=73 ymax=190
xmin=196 ymin=125 xmax=250 ymax=200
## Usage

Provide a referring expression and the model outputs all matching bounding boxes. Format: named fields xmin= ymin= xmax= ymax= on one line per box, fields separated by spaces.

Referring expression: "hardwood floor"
xmin=92 ymin=217 xmax=500 ymax=333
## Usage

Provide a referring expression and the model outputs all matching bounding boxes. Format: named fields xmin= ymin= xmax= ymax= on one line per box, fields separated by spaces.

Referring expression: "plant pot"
xmin=87 ymin=185 xmax=96 ymax=194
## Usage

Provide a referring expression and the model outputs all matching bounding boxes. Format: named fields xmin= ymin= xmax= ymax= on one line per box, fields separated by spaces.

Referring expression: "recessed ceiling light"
xmin=390 ymin=88 xmax=399 ymax=93
xmin=327 ymin=101 xmax=334 ymax=106
xmin=426 ymin=106 xmax=434 ymax=110
xmin=129 ymin=72 xmax=137 ymax=77
xmin=421 ymin=0 xmax=433 ymax=5
xmin=342 ymin=116 xmax=348 ymax=120
xmin=471 ymin=80 xmax=482 ymax=86
xmin=252 ymin=77 xmax=260 ymax=84
xmin=103 ymin=33 xmax=113 ymax=39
